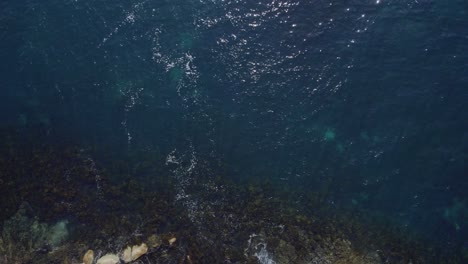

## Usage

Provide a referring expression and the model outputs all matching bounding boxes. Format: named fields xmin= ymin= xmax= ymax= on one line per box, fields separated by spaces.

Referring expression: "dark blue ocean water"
xmin=1 ymin=0 xmax=467 ymax=254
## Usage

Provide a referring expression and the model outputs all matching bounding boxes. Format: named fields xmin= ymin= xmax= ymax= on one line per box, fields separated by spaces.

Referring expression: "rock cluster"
xmin=121 ymin=243 xmax=148 ymax=263
xmin=83 ymin=243 xmax=148 ymax=264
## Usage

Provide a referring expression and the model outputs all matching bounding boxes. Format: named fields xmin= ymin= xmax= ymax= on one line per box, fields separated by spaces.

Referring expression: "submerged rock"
xmin=147 ymin=234 xmax=162 ymax=248
xmin=96 ymin=253 xmax=119 ymax=264
xmin=83 ymin=249 xmax=94 ymax=264
xmin=46 ymin=220 xmax=69 ymax=247
xmin=168 ymin=237 xmax=177 ymax=246
xmin=121 ymin=246 xmax=132 ymax=263
xmin=131 ymin=243 xmax=148 ymax=261
xmin=0 ymin=203 xmax=71 ymax=263
xmin=121 ymin=243 xmax=148 ymax=263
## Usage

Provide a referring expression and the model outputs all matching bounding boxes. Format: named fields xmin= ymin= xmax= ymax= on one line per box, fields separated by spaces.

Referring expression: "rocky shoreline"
xmin=0 ymin=140 xmax=465 ymax=263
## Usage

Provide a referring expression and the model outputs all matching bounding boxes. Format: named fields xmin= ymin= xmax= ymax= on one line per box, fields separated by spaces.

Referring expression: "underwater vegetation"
xmin=0 ymin=0 xmax=465 ymax=263
xmin=0 ymin=132 xmax=466 ymax=264
xmin=0 ymin=203 xmax=68 ymax=263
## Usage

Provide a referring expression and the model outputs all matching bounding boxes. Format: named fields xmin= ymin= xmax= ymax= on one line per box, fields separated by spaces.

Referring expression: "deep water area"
xmin=0 ymin=0 xmax=467 ymax=263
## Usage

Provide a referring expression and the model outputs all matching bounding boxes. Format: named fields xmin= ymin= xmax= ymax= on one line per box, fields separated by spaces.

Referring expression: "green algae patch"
xmin=324 ymin=128 xmax=336 ymax=141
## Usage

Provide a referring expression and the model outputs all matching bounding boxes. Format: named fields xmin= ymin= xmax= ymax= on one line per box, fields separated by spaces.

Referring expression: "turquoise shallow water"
xmin=0 ymin=0 xmax=467 ymax=261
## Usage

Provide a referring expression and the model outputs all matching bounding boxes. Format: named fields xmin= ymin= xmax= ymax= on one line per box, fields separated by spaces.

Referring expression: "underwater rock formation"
xmin=168 ymin=237 xmax=177 ymax=246
xmin=96 ymin=253 xmax=119 ymax=264
xmin=147 ymin=234 xmax=162 ymax=248
xmin=83 ymin=249 xmax=94 ymax=264
xmin=0 ymin=202 xmax=69 ymax=263
xmin=121 ymin=243 xmax=148 ymax=263
xmin=0 ymin=143 xmax=465 ymax=263
xmin=121 ymin=246 xmax=132 ymax=263
xmin=130 ymin=243 xmax=148 ymax=261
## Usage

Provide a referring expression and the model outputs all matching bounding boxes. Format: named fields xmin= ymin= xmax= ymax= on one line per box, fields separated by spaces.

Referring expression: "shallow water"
xmin=0 ymin=0 xmax=467 ymax=262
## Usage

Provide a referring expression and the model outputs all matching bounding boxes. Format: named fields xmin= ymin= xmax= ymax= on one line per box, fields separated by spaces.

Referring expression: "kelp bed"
xmin=0 ymin=134 xmax=466 ymax=264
